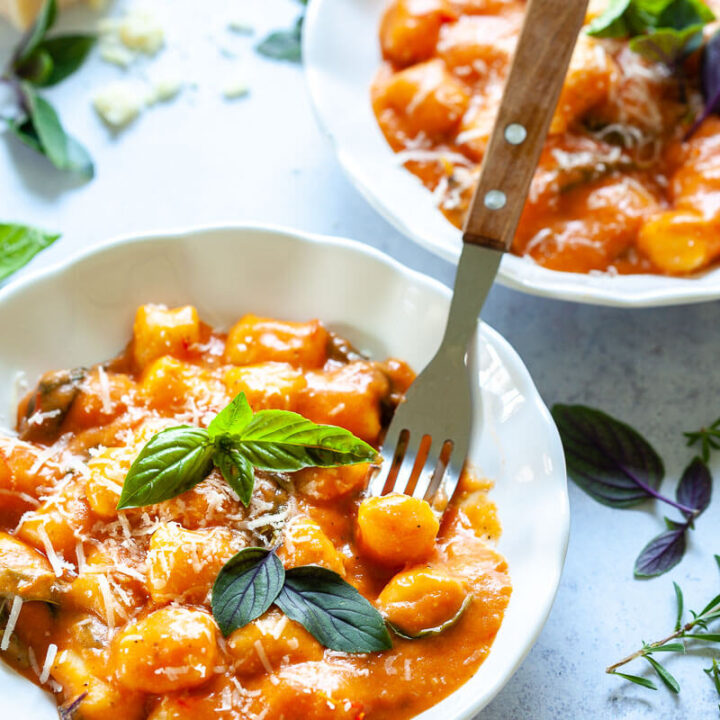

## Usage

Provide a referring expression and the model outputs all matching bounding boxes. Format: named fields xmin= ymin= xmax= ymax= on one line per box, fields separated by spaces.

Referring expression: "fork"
xmin=368 ymin=0 xmax=590 ymax=508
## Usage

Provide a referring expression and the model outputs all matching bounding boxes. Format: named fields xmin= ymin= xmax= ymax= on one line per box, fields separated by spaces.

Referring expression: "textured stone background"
xmin=2 ymin=1 xmax=720 ymax=717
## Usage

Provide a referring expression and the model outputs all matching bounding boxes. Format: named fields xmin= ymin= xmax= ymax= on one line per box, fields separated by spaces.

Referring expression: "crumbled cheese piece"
xmin=1 ymin=595 xmax=23 ymax=651
xmin=39 ymin=643 xmax=57 ymax=684
xmin=227 ymin=17 xmax=254 ymax=35
xmin=222 ymin=74 xmax=250 ymax=100
xmin=99 ymin=37 xmax=135 ymax=67
xmin=118 ymin=9 xmax=164 ymax=55
xmin=147 ymin=70 xmax=183 ymax=104
xmin=93 ymin=80 xmax=149 ymax=128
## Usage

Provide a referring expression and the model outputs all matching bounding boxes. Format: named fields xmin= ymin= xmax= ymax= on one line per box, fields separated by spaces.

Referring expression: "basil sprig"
xmin=117 ymin=392 xmax=377 ymax=510
xmin=2 ymin=0 xmax=95 ymax=177
xmin=0 ymin=223 xmax=59 ymax=283
xmin=587 ymin=0 xmax=714 ymax=65
xmin=212 ymin=547 xmax=392 ymax=653
xmin=552 ymin=404 xmax=712 ymax=578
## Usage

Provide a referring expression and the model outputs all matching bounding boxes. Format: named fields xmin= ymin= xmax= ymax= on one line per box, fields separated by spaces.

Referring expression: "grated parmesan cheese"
xmin=0 ymin=595 xmax=23 ymax=651
xmin=37 ymin=525 xmax=64 ymax=577
xmin=253 ymin=640 xmax=274 ymax=675
xmin=39 ymin=643 xmax=57 ymax=684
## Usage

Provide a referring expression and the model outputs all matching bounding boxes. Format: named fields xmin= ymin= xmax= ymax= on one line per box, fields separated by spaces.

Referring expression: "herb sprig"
xmin=211 ymin=547 xmax=392 ymax=652
xmin=552 ymin=404 xmax=713 ymax=577
xmin=607 ymin=556 xmax=720 ymax=695
xmin=685 ymin=416 xmax=720 ymax=462
xmin=117 ymin=391 xmax=376 ymax=509
xmin=587 ymin=0 xmax=715 ymax=66
xmin=117 ymin=393 xmax=393 ymax=653
xmin=1 ymin=0 xmax=95 ymax=177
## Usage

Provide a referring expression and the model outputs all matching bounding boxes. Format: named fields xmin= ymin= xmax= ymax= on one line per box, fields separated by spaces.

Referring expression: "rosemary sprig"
xmin=608 ymin=556 xmax=720 ymax=693
xmin=685 ymin=417 xmax=720 ymax=463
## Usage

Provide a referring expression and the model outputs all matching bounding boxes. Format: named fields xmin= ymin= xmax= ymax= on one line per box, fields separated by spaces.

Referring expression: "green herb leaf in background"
xmin=609 ymin=555 xmax=720 ymax=695
xmin=16 ymin=35 xmax=96 ymax=87
xmin=211 ymin=548 xmax=285 ymax=637
xmin=17 ymin=84 xmax=94 ymax=178
xmin=116 ymin=426 xmax=214 ymax=509
xmin=644 ymin=655 xmax=681 ymax=693
xmin=2 ymin=0 xmax=95 ymax=178
xmin=0 ymin=223 xmax=59 ymax=283
xmin=256 ymin=0 xmax=307 ymax=63
xmin=257 ymin=17 xmax=304 ymax=63
xmin=12 ymin=0 xmax=57 ymax=66
xmin=685 ymin=417 xmax=720 ymax=462
xmin=275 ymin=565 xmax=392 ymax=653
xmin=587 ymin=0 xmax=714 ymax=65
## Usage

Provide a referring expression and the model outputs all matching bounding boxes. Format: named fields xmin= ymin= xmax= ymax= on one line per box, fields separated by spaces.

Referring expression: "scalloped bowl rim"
xmin=303 ymin=0 xmax=720 ymax=308
xmin=0 ymin=224 xmax=569 ymax=719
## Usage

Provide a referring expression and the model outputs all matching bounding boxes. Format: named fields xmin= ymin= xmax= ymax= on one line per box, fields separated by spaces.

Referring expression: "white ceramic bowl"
xmin=0 ymin=225 xmax=568 ymax=719
xmin=303 ymin=0 xmax=720 ymax=308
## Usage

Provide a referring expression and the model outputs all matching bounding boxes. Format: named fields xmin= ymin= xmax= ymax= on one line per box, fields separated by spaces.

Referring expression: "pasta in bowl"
xmin=0 ymin=225 xmax=567 ymax=719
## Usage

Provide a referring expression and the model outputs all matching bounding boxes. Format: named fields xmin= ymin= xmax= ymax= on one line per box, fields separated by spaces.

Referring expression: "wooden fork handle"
xmin=462 ymin=0 xmax=590 ymax=250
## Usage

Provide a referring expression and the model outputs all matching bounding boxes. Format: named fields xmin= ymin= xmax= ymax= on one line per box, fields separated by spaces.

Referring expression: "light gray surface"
xmin=1 ymin=1 xmax=720 ymax=718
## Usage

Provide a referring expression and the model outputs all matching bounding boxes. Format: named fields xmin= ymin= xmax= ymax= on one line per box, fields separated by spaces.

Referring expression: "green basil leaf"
xmin=644 ymin=655 xmax=680 ymax=693
xmin=0 ymin=223 xmax=59 ymax=283
xmin=7 ymin=117 xmax=43 ymax=154
xmin=214 ymin=446 xmax=255 ymax=507
xmin=551 ymin=404 xmax=664 ymax=508
xmin=629 ymin=24 xmax=705 ymax=63
xmin=388 ymin=594 xmax=472 ymax=640
xmin=211 ymin=548 xmax=285 ymax=637
xmin=588 ymin=0 xmax=633 ymax=37
xmin=658 ymin=0 xmax=715 ymax=28
xmin=634 ymin=527 xmax=687 ymax=578
xmin=15 ymin=48 xmax=54 ymax=85
xmin=689 ymin=633 xmax=720 ymax=641
xmin=32 ymin=34 xmax=96 ymax=87
xmin=227 ymin=409 xmax=377 ymax=471
xmin=207 ymin=392 xmax=253 ymax=440
xmin=673 ymin=581 xmax=684 ymax=630
xmin=14 ymin=0 xmax=57 ymax=65
xmin=611 ymin=671 xmax=658 ymax=690
xmin=256 ymin=16 xmax=303 ymax=63
xmin=275 ymin=565 xmax=392 ymax=653
xmin=19 ymin=85 xmax=94 ymax=178
xmin=117 ymin=426 xmax=213 ymax=509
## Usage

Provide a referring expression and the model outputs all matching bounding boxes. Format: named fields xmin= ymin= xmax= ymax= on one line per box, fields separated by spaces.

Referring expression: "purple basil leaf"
xmin=634 ymin=527 xmax=687 ymax=578
xmin=676 ymin=456 xmax=712 ymax=517
xmin=552 ymin=405 xmax=664 ymax=508
xmin=689 ymin=30 xmax=720 ymax=138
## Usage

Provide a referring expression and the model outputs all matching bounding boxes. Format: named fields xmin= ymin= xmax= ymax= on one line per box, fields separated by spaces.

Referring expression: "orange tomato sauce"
xmin=0 ymin=305 xmax=510 ymax=720
xmin=372 ymin=0 xmax=720 ymax=275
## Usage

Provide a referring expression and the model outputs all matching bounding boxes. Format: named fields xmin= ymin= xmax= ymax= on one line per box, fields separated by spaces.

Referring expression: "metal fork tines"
xmin=367 ymin=245 xmax=502 ymax=510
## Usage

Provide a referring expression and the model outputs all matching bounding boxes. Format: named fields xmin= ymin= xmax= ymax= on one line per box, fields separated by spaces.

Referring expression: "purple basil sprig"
xmin=552 ymin=405 xmax=712 ymax=578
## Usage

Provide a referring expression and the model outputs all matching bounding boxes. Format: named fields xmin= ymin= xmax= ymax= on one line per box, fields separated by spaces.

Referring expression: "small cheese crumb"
xmin=227 ymin=18 xmax=254 ymax=35
xmin=148 ymin=70 xmax=183 ymax=104
xmin=99 ymin=38 xmax=135 ymax=68
xmin=222 ymin=75 xmax=249 ymax=100
xmin=93 ymin=80 xmax=149 ymax=128
xmin=118 ymin=9 xmax=165 ymax=55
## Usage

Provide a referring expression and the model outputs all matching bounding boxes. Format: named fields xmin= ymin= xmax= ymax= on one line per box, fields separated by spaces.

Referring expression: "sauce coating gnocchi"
xmin=373 ymin=0 xmax=720 ymax=275
xmin=0 ymin=305 xmax=510 ymax=719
